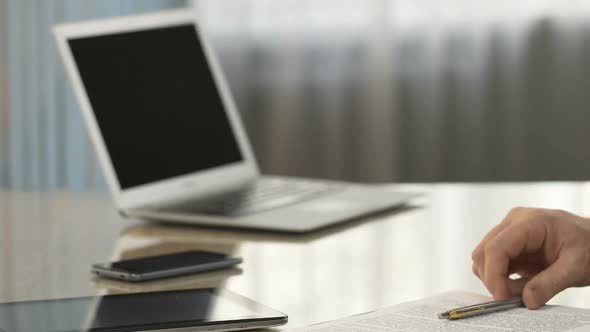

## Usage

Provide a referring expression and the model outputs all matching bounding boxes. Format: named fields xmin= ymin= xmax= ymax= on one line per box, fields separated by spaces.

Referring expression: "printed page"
xmin=288 ymin=291 xmax=590 ymax=332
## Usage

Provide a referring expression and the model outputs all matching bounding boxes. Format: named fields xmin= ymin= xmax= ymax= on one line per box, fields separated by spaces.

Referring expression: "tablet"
xmin=0 ymin=289 xmax=287 ymax=332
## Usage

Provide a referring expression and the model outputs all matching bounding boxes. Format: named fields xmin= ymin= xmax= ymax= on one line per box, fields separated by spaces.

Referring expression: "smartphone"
xmin=91 ymin=250 xmax=242 ymax=282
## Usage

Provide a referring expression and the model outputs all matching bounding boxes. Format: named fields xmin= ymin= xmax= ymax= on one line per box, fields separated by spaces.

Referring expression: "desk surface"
xmin=2 ymin=182 xmax=590 ymax=329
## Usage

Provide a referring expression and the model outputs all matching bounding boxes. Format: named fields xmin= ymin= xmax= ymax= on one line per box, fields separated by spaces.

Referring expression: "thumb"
xmin=522 ymin=258 xmax=575 ymax=309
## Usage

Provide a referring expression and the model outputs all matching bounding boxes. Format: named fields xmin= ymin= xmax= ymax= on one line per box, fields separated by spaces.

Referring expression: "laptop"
xmin=54 ymin=9 xmax=414 ymax=233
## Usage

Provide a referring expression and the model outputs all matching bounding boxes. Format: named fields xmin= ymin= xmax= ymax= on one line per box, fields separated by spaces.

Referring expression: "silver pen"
xmin=438 ymin=298 xmax=524 ymax=320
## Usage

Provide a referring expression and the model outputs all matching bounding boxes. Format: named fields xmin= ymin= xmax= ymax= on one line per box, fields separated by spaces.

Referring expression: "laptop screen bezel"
xmin=53 ymin=9 xmax=259 ymax=210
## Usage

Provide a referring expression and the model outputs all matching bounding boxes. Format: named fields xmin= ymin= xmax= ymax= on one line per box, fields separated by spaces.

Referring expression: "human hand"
xmin=472 ymin=207 xmax=590 ymax=309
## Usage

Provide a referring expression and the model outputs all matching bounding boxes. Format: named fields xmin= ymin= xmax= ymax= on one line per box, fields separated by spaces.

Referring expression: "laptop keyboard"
xmin=161 ymin=177 xmax=342 ymax=217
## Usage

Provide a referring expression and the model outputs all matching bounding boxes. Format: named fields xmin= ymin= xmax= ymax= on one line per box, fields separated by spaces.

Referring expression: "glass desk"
xmin=2 ymin=182 xmax=590 ymax=329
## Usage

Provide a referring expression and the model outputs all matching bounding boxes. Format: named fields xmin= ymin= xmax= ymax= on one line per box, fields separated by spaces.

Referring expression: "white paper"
xmin=288 ymin=291 xmax=590 ymax=332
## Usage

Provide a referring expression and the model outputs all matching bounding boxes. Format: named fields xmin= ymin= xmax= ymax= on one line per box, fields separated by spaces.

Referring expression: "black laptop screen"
xmin=68 ymin=24 xmax=243 ymax=189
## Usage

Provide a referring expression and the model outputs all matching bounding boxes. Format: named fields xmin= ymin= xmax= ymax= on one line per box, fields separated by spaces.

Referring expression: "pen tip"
xmin=438 ymin=313 xmax=449 ymax=319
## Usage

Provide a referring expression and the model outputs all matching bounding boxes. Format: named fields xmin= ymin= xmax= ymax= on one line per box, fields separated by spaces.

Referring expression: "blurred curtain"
xmin=0 ymin=0 xmax=187 ymax=190
xmin=0 ymin=0 xmax=7 ymax=188
xmin=197 ymin=0 xmax=590 ymax=182
xmin=3 ymin=1 xmax=590 ymax=191
xmin=196 ymin=0 xmax=399 ymax=182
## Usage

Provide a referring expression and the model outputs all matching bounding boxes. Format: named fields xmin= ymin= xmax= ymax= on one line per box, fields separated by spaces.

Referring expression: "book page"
xmin=288 ymin=291 xmax=590 ymax=332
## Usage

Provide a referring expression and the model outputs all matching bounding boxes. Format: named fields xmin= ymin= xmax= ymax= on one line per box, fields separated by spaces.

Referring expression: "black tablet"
xmin=0 ymin=289 xmax=287 ymax=332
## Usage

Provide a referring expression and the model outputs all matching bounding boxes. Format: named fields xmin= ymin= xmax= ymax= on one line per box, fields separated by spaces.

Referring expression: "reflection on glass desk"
xmin=92 ymin=268 xmax=243 ymax=295
xmin=1 ymin=182 xmax=590 ymax=329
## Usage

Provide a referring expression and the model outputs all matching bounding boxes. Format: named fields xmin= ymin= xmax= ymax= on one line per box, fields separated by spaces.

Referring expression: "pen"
xmin=437 ymin=298 xmax=524 ymax=320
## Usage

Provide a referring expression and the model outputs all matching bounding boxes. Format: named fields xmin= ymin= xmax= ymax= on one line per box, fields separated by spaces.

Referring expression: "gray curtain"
xmin=196 ymin=0 xmax=400 ymax=182
xmin=3 ymin=1 xmax=590 ymax=191
xmin=198 ymin=0 xmax=590 ymax=182
xmin=0 ymin=0 xmax=187 ymax=190
xmin=0 ymin=0 xmax=9 ymax=188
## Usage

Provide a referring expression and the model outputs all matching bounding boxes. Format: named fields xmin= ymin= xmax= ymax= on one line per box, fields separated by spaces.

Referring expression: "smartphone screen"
xmin=109 ymin=251 xmax=231 ymax=273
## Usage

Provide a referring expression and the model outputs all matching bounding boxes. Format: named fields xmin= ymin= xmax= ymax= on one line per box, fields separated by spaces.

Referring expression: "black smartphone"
xmin=91 ymin=250 xmax=242 ymax=282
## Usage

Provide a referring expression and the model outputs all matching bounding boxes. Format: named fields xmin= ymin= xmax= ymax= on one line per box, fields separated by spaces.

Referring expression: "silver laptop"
xmin=54 ymin=9 xmax=414 ymax=233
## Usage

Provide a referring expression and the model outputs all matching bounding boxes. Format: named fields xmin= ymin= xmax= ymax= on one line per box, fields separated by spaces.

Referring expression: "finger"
xmin=472 ymin=208 xmax=526 ymax=279
xmin=473 ymin=223 xmax=510 ymax=279
xmin=483 ymin=221 xmax=547 ymax=300
xmin=473 ymin=208 xmax=522 ymax=258
xmin=523 ymin=258 xmax=577 ymax=309
xmin=471 ymin=263 xmax=480 ymax=278
xmin=507 ymin=277 xmax=528 ymax=296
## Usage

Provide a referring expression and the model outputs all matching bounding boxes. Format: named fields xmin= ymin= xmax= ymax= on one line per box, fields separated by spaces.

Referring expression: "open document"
xmin=288 ymin=291 xmax=590 ymax=332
